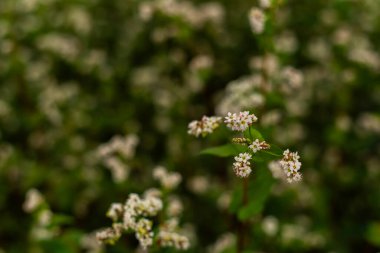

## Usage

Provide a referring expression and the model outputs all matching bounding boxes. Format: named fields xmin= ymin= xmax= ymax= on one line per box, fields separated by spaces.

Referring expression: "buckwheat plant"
xmin=24 ymin=189 xmax=73 ymax=245
xmin=188 ymin=111 xmax=302 ymax=180
xmin=188 ymin=110 xmax=302 ymax=252
xmin=96 ymin=167 xmax=190 ymax=251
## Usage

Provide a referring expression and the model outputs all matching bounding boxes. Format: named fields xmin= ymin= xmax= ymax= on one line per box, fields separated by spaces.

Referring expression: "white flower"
xmin=187 ymin=176 xmax=209 ymax=194
xmin=248 ymin=139 xmax=270 ymax=153
xmin=153 ymin=166 xmax=182 ymax=190
xmin=233 ymin=163 xmax=252 ymax=178
xmin=249 ymin=7 xmax=265 ymax=34
xmin=249 ymin=139 xmax=261 ymax=153
xmin=268 ymin=160 xmax=284 ymax=179
xmin=122 ymin=193 xmax=163 ymax=231
xmin=281 ymin=66 xmax=304 ymax=93
xmin=262 ymin=216 xmax=279 ymax=236
xmin=157 ymin=230 xmax=190 ymax=250
xmin=207 ymin=233 xmax=235 ymax=253
xmin=106 ymin=203 xmax=123 ymax=222
xmin=135 ymin=219 xmax=154 ymax=249
xmin=96 ymin=224 xmax=122 ymax=245
xmin=224 ymin=111 xmax=258 ymax=131
xmin=188 ymin=116 xmax=222 ymax=137
xmin=234 ymin=152 xmax=252 ymax=163
xmin=167 ymin=197 xmax=183 ymax=217
xmin=23 ymin=188 xmax=44 ymax=213
xmin=259 ymin=0 xmax=271 ymax=8
xmin=233 ymin=152 xmax=252 ymax=178
xmin=280 ymin=149 xmax=302 ymax=183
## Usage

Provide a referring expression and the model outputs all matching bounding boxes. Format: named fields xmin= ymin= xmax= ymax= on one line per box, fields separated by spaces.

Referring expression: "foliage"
xmin=0 ymin=0 xmax=379 ymax=252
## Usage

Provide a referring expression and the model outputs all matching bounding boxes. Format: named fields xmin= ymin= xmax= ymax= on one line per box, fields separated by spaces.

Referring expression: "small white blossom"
xmin=259 ymin=0 xmax=271 ymax=9
xmin=207 ymin=233 xmax=235 ymax=253
xmin=106 ymin=203 xmax=123 ymax=222
xmin=248 ymin=139 xmax=270 ymax=153
xmin=96 ymin=225 xmax=122 ymax=245
xmin=235 ymin=152 xmax=252 ymax=163
xmin=280 ymin=149 xmax=302 ymax=183
xmin=167 ymin=197 xmax=183 ymax=217
xmin=249 ymin=7 xmax=265 ymax=34
xmin=224 ymin=111 xmax=258 ymax=131
xmin=157 ymin=230 xmax=190 ymax=250
xmin=135 ymin=219 xmax=154 ymax=249
xmin=122 ymin=193 xmax=163 ymax=231
xmin=281 ymin=66 xmax=304 ymax=93
xmin=268 ymin=160 xmax=284 ymax=179
xmin=262 ymin=216 xmax=279 ymax=236
xmin=23 ymin=188 xmax=44 ymax=213
xmin=233 ymin=152 xmax=252 ymax=178
xmin=188 ymin=116 xmax=222 ymax=137
xmin=187 ymin=176 xmax=209 ymax=194
xmin=153 ymin=166 xmax=182 ymax=190
xmin=249 ymin=139 xmax=261 ymax=153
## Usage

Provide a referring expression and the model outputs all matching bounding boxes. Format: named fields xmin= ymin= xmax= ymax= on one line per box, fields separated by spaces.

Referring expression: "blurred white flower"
xmin=23 ymin=188 xmax=44 ymax=213
xmin=188 ymin=116 xmax=222 ymax=137
xmin=262 ymin=216 xmax=279 ymax=236
xmin=249 ymin=7 xmax=265 ymax=34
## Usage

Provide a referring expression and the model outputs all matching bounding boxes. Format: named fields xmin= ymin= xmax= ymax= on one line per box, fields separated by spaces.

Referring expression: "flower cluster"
xmin=153 ymin=166 xmax=182 ymax=190
xmin=157 ymin=230 xmax=190 ymax=250
xmin=233 ymin=153 xmax=252 ymax=178
xmin=96 ymin=224 xmax=122 ymax=245
xmin=280 ymin=149 xmax=302 ymax=183
xmin=248 ymin=7 xmax=265 ymax=34
xmin=224 ymin=111 xmax=258 ymax=131
xmin=23 ymin=188 xmax=44 ymax=213
xmin=249 ymin=139 xmax=270 ymax=153
xmin=23 ymin=189 xmax=61 ymax=241
xmin=123 ymin=193 xmax=163 ymax=227
xmin=150 ymin=218 xmax=189 ymax=250
xmin=96 ymin=193 xmax=163 ymax=249
xmin=216 ymin=76 xmax=265 ymax=115
xmin=97 ymin=134 xmax=139 ymax=182
xmin=187 ymin=116 xmax=222 ymax=137
xmin=281 ymin=66 xmax=304 ymax=93
xmin=96 ymin=170 xmax=190 ymax=251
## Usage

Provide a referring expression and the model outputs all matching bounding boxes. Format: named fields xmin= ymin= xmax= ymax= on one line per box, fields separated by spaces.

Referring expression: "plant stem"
xmin=237 ymin=178 xmax=249 ymax=253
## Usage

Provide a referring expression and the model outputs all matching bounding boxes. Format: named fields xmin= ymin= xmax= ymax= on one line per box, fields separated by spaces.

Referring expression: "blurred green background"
xmin=0 ymin=0 xmax=379 ymax=252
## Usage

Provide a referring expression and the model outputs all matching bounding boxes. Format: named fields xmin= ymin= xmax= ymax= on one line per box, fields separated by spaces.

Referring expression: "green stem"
xmin=237 ymin=178 xmax=249 ymax=253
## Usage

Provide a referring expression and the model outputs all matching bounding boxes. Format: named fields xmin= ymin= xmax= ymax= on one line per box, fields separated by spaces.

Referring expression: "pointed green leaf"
xmin=200 ymin=144 xmax=247 ymax=157
xmin=244 ymin=127 xmax=264 ymax=141
xmin=263 ymin=145 xmax=283 ymax=157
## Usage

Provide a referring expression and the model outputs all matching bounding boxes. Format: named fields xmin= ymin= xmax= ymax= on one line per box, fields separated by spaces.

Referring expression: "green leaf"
xmin=238 ymin=166 xmax=274 ymax=221
xmin=263 ymin=144 xmax=283 ymax=157
xmin=50 ymin=214 xmax=73 ymax=226
xmin=200 ymin=144 xmax=247 ymax=157
xmin=251 ymin=145 xmax=283 ymax=163
xmin=366 ymin=222 xmax=380 ymax=246
xmin=40 ymin=240 xmax=72 ymax=253
xmin=244 ymin=127 xmax=264 ymax=141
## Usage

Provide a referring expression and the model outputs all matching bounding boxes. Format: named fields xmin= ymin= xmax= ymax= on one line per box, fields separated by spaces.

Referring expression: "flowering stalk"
xmin=188 ymin=111 xmax=302 ymax=252
xmin=96 ymin=167 xmax=190 ymax=251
